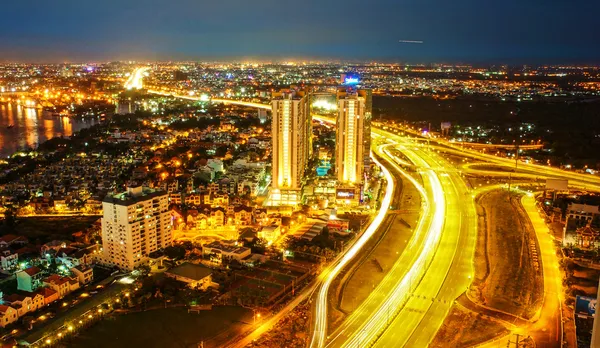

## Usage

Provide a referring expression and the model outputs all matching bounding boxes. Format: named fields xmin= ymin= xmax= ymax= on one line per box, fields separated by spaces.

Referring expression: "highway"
xmin=124 ymin=67 xmax=149 ymax=90
xmin=323 ymin=137 xmax=447 ymax=348
xmin=147 ymin=89 xmax=272 ymax=110
xmin=322 ymin=127 xmax=477 ymax=348
xmin=309 ymin=146 xmax=396 ymax=348
xmin=373 ymin=140 xmax=476 ymax=347
xmin=384 ymin=123 xmax=600 ymax=190
xmin=522 ymin=194 xmax=562 ymax=347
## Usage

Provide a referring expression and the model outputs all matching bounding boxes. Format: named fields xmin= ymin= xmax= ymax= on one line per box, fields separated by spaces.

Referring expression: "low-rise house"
xmin=0 ymin=305 xmax=18 ymax=328
xmin=37 ymin=287 xmax=59 ymax=306
xmin=254 ymin=209 xmax=268 ymax=225
xmin=234 ymin=206 xmax=253 ymax=225
xmin=206 ymin=192 xmax=229 ymax=207
xmin=85 ymin=199 xmax=103 ymax=211
xmin=165 ymin=262 xmax=214 ymax=290
xmin=0 ymin=249 xmax=18 ymax=272
xmin=210 ymin=207 xmax=226 ymax=227
xmin=41 ymin=240 xmax=69 ymax=256
xmin=29 ymin=197 xmax=53 ymax=211
xmin=3 ymin=293 xmax=44 ymax=317
xmin=259 ymin=225 xmax=281 ymax=243
xmin=17 ymin=267 xmax=44 ymax=292
xmin=3 ymin=294 xmax=32 ymax=317
xmin=44 ymin=275 xmax=79 ymax=298
xmin=31 ymin=292 xmax=45 ymax=311
xmin=202 ymin=241 xmax=251 ymax=264
xmin=56 ymin=248 xmax=85 ymax=268
xmin=71 ymin=265 xmax=94 ymax=285
xmin=0 ymin=235 xmax=28 ymax=249
xmin=56 ymin=245 xmax=98 ymax=268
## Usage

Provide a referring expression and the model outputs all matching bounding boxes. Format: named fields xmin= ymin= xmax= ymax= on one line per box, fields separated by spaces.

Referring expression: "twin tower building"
xmin=269 ymin=87 xmax=372 ymax=206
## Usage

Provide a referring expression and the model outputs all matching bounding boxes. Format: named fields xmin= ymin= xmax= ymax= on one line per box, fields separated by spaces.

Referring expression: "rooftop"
xmin=166 ymin=262 xmax=212 ymax=281
xmin=204 ymin=240 xmax=250 ymax=255
xmin=22 ymin=266 xmax=42 ymax=276
xmin=103 ymin=186 xmax=167 ymax=206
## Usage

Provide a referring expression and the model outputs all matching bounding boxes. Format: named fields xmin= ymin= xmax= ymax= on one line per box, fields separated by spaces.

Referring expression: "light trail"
xmin=309 ymin=147 xmax=396 ymax=348
xmin=124 ymin=67 xmax=149 ymax=90
xmin=147 ymin=89 xmax=272 ymax=110
xmin=373 ymin=147 xmax=472 ymax=347
xmin=321 ymin=142 xmax=433 ymax=346
xmin=335 ymin=144 xmax=446 ymax=348
xmin=522 ymin=194 xmax=563 ymax=347
xmin=387 ymin=124 xmax=600 ymax=189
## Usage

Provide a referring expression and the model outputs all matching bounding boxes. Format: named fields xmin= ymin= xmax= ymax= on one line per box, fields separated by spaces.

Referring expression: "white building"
xmin=202 ymin=241 xmax=251 ymax=264
xmin=269 ymin=89 xmax=311 ymax=206
xmin=101 ymin=186 xmax=173 ymax=271
xmin=0 ymin=250 xmax=18 ymax=272
xmin=207 ymin=159 xmax=224 ymax=179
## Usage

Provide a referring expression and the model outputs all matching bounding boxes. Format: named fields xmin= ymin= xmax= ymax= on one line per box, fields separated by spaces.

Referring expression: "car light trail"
xmin=124 ymin=67 xmax=149 ymax=90
xmin=309 ymin=145 xmax=396 ymax=348
xmin=338 ymin=145 xmax=446 ymax=348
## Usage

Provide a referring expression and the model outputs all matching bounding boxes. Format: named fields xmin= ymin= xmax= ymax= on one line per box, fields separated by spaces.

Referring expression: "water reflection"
xmin=0 ymin=103 xmax=98 ymax=157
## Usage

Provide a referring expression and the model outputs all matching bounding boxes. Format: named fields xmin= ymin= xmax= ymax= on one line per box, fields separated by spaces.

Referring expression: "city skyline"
xmin=1 ymin=0 xmax=599 ymax=64
xmin=0 ymin=0 xmax=598 ymax=341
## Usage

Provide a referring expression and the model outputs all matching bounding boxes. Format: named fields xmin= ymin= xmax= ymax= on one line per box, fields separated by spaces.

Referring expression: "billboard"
xmin=343 ymin=75 xmax=360 ymax=85
xmin=546 ymin=179 xmax=568 ymax=191
xmin=336 ymin=188 xmax=356 ymax=199
xmin=575 ymin=295 xmax=596 ymax=318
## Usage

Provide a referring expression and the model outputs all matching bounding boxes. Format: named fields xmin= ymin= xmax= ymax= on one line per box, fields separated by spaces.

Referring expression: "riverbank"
xmin=0 ymin=103 xmax=100 ymax=157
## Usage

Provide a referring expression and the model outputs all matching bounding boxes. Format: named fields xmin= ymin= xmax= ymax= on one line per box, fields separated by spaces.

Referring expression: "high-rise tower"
xmin=269 ymin=89 xmax=311 ymax=206
xmin=335 ymin=89 xmax=371 ymax=185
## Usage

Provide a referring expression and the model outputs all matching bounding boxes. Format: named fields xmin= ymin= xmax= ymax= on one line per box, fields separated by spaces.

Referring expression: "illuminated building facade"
xmin=269 ymin=89 xmax=311 ymax=206
xmin=100 ymin=186 xmax=173 ymax=271
xmin=335 ymin=88 xmax=371 ymax=186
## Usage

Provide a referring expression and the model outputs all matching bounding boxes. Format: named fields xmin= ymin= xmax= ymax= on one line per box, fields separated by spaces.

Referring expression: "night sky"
xmin=1 ymin=0 xmax=598 ymax=63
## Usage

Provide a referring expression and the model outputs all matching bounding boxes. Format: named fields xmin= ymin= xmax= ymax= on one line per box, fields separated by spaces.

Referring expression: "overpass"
xmin=453 ymin=142 xmax=544 ymax=150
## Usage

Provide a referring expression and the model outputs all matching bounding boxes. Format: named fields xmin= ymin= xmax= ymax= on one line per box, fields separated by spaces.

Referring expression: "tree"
xmin=164 ymin=246 xmax=186 ymax=260
xmin=2 ymin=207 xmax=17 ymax=229
xmin=134 ymin=264 xmax=151 ymax=277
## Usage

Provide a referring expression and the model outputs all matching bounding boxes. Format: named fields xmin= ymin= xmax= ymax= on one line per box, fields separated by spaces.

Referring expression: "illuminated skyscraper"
xmin=335 ymin=89 xmax=371 ymax=185
xmin=269 ymin=89 xmax=311 ymax=205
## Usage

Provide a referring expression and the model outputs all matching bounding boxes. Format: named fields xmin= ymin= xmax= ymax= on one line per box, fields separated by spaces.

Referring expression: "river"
xmin=0 ymin=103 xmax=99 ymax=157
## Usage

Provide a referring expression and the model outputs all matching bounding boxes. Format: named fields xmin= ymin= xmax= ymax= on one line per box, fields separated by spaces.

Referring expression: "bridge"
xmin=374 ymin=122 xmax=544 ymax=151
xmin=147 ymin=89 xmax=271 ymax=110
xmin=0 ymin=91 xmax=56 ymax=108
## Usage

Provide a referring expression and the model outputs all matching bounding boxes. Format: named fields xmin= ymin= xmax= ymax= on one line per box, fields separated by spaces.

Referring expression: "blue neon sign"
xmin=344 ymin=77 xmax=359 ymax=85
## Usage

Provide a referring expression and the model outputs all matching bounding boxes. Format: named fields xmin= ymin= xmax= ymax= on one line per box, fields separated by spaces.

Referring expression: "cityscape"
xmin=1 ymin=1 xmax=600 ymax=348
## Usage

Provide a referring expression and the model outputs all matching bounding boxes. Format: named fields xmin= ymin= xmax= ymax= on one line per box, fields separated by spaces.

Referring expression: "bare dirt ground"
xmin=430 ymin=306 xmax=508 ymax=348
xmin=470 ymin=190 xmax=543 ymax=319
xmin=433 ymin=189 xmax=544 ymax=348
xmin=338 ymin=182 xmax=420 ymax=312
